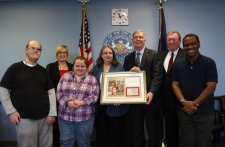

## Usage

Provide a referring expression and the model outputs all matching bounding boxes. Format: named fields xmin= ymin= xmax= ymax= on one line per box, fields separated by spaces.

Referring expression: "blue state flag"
xmin=158 ymin=1 xmax=167 ymax=53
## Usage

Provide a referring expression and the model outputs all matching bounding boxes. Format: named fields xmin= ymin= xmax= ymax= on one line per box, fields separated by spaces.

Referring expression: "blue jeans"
xmin=58 ymin=116 xmax=94 ymax=147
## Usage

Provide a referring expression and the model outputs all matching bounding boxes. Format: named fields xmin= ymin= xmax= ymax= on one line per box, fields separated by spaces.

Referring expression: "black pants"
xmin=162 ymin=105 xmax=179 ymax=147
xmin=177 ymin=110 xmax=214 ymax=147
xmin=53 ymin=119 xmax=60 ymax=147
xmin=125 ymin=104 xmax=162 ymax=147
xmin=95 ymin=105 xmax=126 ymax=147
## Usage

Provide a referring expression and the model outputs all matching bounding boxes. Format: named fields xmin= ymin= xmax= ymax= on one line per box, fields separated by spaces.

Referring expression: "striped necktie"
xmin=167 ymin=52 xmax=174 ymax=73
xmin=136 ymin=52 xmax=141 ymax=67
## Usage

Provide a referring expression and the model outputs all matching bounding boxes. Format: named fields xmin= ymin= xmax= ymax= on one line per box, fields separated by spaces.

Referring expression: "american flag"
xmin=78 ymin=4 xmax=93 ymax=72
xmin=158 ymin=1 xmax=167 ymax=53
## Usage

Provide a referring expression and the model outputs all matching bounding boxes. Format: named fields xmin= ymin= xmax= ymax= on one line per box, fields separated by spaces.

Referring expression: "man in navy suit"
xmin=123 ymin=30 xmax=162 ymax=147
xmin=159 ymin=30 xmax=185 ymax=147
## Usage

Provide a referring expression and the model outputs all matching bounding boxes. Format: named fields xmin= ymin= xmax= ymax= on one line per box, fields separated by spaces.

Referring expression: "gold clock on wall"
xmin=112 ymin=9 xmax=129 ymax=26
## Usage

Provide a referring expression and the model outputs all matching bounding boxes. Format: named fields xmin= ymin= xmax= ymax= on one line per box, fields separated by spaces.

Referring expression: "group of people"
xmin=0 ymin=29 xmax=218 ymax=147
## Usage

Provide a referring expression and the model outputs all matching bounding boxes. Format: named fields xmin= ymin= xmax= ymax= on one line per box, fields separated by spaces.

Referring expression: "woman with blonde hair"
xmin=46 ymin=44 xmax=73 ymax=147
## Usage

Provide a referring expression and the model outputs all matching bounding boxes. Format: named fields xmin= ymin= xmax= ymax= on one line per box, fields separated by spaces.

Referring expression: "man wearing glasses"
xmin=123 ymin=30 xmax=162 ymax=147
xmin=0 ymin=40 xmax=57 ymax=147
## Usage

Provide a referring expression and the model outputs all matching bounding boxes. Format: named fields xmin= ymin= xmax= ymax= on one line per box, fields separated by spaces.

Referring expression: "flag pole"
xmin=82 ymin=2 xmax=86 ymax=57
xmin=158 ymin=0 xmax=163 ymax=34
xmin=78 ymin=0 xmax=93 ymax=73
xmin=157 ymin=0 xmax=167 ymax=53
xmin=78 ymin=0 xmax=90 ymax=58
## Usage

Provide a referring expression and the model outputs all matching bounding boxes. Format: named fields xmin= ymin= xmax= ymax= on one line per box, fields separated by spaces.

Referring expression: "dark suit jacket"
xmin=123 ymin=48 xmax=162 ymax=109
xmin=46 ymin=61 xmax=73 ymax=90
xmin=159 ymin=48 xmax=185 ymax=107
xmin=123 ymin=48 xmax=162 ymax=107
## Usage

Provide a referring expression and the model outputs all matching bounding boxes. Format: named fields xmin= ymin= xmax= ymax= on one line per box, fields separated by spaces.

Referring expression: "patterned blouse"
xmin=57 ymin=71 xmax=99 ymax=122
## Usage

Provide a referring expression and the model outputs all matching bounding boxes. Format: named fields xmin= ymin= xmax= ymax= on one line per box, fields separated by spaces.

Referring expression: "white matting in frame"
xmin=100 ymin=71 xmax=147 ymax=104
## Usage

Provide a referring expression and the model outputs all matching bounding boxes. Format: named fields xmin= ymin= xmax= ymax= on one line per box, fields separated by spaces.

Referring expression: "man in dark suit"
xmin=159 ymin=30 xmax=185 ymax=147
xmin=123 ymin=30 xmax=162 ymax=147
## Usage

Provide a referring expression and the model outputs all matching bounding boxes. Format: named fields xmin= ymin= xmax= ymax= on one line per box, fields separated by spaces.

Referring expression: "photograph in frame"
xmin=100 ymin=71 xmax=147 ymax=104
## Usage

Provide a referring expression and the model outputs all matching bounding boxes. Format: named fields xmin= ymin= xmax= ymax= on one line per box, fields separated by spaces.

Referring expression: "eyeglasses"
xmin=58 ymin=51 xmax=68 ymax=54
xmin=133 ymin=36 xmax=144 ymax=40
xmin=29 ymin=47 xmax=42 ymax=52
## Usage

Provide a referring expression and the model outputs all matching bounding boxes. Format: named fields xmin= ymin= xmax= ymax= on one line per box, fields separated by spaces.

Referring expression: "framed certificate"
xmin=100 ymin=71 xmax=147 ymax=104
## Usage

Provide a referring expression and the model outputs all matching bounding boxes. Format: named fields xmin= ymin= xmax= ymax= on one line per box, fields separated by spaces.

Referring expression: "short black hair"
xmin=182 ymin=33 xmax=200 ymax=45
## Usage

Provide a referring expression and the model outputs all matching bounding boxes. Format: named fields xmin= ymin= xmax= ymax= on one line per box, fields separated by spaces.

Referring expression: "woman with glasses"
xmin=46 ymin=44 xmax=73 ymax=147
xmin=92 ymin=45 xmax=128 ymax=147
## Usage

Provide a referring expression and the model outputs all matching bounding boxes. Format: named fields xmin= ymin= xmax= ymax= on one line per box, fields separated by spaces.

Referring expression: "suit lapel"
xmin=130 ymin=51 xmax=136 ymax=66
xmin=140 ymin=48 xmax=148 ymax=67
xmin=162 ymin=51 xmax=169 ymax=73
xmin=175 ymin=48 xmax=185 ymax=62
xmin=162 ymin=48 xmax=185 ymax=74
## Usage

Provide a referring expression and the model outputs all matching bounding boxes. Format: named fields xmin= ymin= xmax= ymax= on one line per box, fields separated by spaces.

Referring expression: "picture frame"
xmin=100 ymin=71 xmax=147 ymax=104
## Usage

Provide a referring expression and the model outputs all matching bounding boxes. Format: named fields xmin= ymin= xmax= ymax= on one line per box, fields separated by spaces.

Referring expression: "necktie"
xmin=136 ymin=52 xmax=141 ymax=67
xmin=167 ymin=52 xmax=174 ymax=73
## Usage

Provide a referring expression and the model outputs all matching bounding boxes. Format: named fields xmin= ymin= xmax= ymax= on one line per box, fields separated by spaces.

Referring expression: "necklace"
xmin=58 ymin=64 xmax=68 ymax=70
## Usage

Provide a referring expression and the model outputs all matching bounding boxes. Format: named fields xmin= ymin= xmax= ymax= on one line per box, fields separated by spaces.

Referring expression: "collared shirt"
xmin=172 ymin=54 xmax=218 ymax=114
xmin=163 ymin=49 xmax=179 ymax=71
xmin=135 ymin=47 xmax=145 ymax=63
xmin=57 ymin=71 xmax=99 ymax=122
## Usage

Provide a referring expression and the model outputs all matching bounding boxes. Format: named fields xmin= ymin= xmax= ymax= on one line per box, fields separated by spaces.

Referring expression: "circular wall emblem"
xmin=104 ymin=30 xmax=134 ymax=64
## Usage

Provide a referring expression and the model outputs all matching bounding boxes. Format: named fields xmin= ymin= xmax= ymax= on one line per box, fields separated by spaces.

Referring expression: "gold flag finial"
xmin=78 ymin=0 xmax=90 ymax=3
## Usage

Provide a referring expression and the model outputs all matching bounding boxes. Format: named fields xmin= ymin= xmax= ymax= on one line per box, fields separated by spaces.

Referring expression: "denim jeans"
xmin=58 ymin=116 xmax=94 ymax=147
